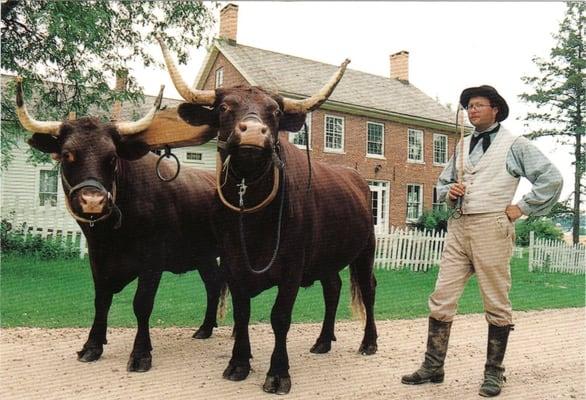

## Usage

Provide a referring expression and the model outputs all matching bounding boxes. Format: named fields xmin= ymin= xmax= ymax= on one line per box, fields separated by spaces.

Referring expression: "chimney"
xmin=390 ymin=51 xmax=409 ymax=82
xmin=111 ymin=69 xmax=128 ymax=121
xmin=219 ymin=3 xmax=238 ymax=43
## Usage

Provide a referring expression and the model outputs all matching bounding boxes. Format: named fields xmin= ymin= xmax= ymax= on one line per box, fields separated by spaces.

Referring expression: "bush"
xmin=515 ymin=217 xmax=564 ymax=246
xmin=414 ymin=208 xmax=451 ymax=233
xmin=1 ymin=217 xmax=80 ymax=260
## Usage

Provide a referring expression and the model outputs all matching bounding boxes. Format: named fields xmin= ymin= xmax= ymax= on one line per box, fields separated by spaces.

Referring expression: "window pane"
xmin=39 ymin=170 xmax=58 ymax=207
xmin=407 ymin=185 xmax=422 ymax=220
xmin=367 ymin=123 xmax=383 ymax=155
xmin=434 ymin=135 xmax=447 ymax=164
xmin=325 ymin=116 xmax=343 ymax=150
xmin=408 ymin=130 xmax=423 ymax=161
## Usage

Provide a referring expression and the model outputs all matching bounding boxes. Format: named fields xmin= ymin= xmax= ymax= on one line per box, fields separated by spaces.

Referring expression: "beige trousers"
xmin=429 ymin=212 xmax=515 ymax=326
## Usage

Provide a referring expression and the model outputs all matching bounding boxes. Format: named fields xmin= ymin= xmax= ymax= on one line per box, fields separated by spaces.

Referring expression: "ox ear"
xmin=116 ymin=136 xmax=151 ymax=161
xmin=177 ymin=103 xmax=218 ymax=127
xmin=279 ymin=112 xmax=307 ymax=133
xmin=27 ymin=133 xmax=60 ymax=154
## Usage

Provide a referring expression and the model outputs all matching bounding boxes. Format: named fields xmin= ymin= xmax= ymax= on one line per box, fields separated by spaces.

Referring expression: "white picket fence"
xmin=528 ymin=231 xmax=586 ymax=275
xmin=374 ymin=227 xmax=446 ymax=272
xmin=2 ymin=198 xmax=88 ymax=258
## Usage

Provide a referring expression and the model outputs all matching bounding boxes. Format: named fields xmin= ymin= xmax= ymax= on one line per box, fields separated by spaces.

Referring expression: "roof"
xmin=196 ymin=40 xmax=459 ymax=129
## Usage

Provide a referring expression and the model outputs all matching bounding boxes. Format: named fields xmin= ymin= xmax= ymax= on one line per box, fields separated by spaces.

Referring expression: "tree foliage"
xmin=514 ymin=217 xmax=564 ymax=247
xmin=1 ymin=0 xmax=218 ymax=167
xmin=519 ymin=1 xmax=585 ymax=244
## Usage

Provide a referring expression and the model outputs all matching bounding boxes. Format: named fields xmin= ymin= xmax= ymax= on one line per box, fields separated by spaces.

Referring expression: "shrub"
xmin=414 ymin=208 xmax=451 ymax=233
xmin=1 ymin=217 xmax=80 ymax=260
xmin=515 ymin=217 xmax=564 ymax=246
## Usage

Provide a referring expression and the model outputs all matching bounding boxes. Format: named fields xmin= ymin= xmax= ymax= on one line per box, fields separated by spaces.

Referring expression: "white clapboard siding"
xmin=375 ymin=227 xmax=446 ymax=272
xmin=528 ymin=231 xmax=586 ymax=275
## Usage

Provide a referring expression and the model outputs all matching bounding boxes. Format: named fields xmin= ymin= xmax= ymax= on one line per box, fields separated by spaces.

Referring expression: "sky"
xmin=134 ymin=1 xmax=576 ymax=203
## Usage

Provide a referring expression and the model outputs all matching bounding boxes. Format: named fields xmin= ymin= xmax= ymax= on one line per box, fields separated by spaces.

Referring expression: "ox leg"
xmin=223 ymin=293 xmax=252 ymax=381
xmin=193 ymin=258 xmax=223 ymax=339
xmin=78 ymin=285 xmax=113 ymax=362
xmin=351 ymin=239 xmax=378 ymax=355
xmin=127 ymin=271 xmax=162 ymax=372
xmin=310 ymin=272 xmax=342 ymax=354
xmin=263 ymin=284 xmax=300 ymax=395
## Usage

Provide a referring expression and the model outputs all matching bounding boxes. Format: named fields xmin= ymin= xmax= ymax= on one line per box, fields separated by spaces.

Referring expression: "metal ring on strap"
xmin=216 ymin=153 xmax=280 ymax=214
xmin=156 ymin=145 xmax=181 ymax=182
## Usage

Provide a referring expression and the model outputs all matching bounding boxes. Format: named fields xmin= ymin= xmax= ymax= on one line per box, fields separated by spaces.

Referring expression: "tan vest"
xmin=458 ymin=127 xmax=519 ymax=214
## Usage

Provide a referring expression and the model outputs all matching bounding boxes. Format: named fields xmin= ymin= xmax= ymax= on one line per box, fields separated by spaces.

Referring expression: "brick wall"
xmin=291 ymin=110 xmax=457 ymax=228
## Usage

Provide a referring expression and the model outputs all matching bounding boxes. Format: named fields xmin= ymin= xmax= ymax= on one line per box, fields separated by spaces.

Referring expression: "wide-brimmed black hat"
xmin=459 ymin=85 xmax=509 ymax=122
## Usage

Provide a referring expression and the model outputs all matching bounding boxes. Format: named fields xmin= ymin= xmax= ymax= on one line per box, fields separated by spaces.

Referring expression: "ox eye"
xmin=274 ymin=109 xmax=283 ymax=118
xmin=219 ymin=103 xmax=229 ymax=113
xmin=62 ymin=151 xmax=74 ymax=163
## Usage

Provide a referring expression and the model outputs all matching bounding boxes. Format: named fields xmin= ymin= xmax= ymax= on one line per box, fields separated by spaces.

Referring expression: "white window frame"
xmin=38 ymin=169 xmax=58 ymax=207
xmin=368 ymin=180 xmax=390 ymax=234
xmin=215 ymin=67 xmax=224 ymax=88
xmin=366 ymin=121 xmax=385 ymax=158
xmin=407 ymin=128 xmax=424 ymax=163
xmin=406 ymin=184 xmax=423 ymax=222
xmin=288 ymin=113 xmax=312 ymax=150
xmin=324 ymin=114 xmax=345 ymax=153
xmin=433 ymin=133 xmax=448 ymax=166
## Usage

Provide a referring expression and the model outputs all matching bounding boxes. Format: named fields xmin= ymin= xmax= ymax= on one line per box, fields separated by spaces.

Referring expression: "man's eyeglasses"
xmin=466 ymin=103 xmax=493 ymax=111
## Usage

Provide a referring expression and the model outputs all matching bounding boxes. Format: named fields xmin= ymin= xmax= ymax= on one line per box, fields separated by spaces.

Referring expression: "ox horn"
xmin=282 ymin=59 xmax=351 ymax=113
xmin=15 ymin=76 xmax=62 ymax=135
xmin=116 ymin=85 xmax=165 ymax=135
xmin=156 ymin=36 xmax=216 ymax=106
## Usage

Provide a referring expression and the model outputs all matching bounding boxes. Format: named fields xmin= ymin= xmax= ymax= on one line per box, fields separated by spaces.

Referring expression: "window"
xmin=408 ymin=128 xmax=424 ymax=162
xmin=186 ymin=152 xmax=203 ymax=162
xmin=367 ymin=122 xmax=384 ymax=157
xmin=368 ymin=180 xmax=390 ymax=234
xmin=433 ymin=134 xmax=448 ymax=165
xmin=39 ymin=169 xmax=58 ymax=207
xmin=215 ymin=67 xmax=224 ymax=88
xmin=288 ymin=113 xmax=311 ymax=149
xmin=406 ymin=184 xmax=423 ymax=222
xmin=432 ymin=187 xmax=447 ymax=211
xmin=325 ymin=115 xmax=344 ymax=152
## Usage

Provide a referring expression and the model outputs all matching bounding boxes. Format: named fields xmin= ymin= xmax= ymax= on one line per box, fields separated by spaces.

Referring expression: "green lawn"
xmin=1 ymin=254 xmax=584 ymax=328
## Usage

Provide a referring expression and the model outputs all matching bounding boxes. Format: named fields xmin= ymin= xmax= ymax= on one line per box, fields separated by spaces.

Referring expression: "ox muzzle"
xmin=61 ymin=172 xmax=121 ymax=228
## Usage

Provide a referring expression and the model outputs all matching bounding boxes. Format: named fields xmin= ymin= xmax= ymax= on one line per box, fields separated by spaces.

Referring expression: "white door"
xmin=368 ymin=181 xmax=390 ymax=234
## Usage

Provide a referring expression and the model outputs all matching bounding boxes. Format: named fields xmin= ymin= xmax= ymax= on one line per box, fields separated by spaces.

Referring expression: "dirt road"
xmin=1 ymin=308 xmax=584 ymax=399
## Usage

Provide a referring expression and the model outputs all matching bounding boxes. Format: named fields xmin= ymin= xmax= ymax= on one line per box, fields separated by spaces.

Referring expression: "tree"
xmin=519 ymin=1 xmax=585 ymax=245
xmin=1 ymin=0 xmax=218 ymax=168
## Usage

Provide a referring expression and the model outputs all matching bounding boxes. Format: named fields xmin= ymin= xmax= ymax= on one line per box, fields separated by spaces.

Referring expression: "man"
xmin=401 ymin=85 xmax=563 ymax=397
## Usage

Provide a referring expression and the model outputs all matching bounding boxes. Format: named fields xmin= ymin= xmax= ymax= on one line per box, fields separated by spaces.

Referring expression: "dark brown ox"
xmin=15 ymin=78 xmax=225 ymax=372
xmin=158 ymin=40 xmax=377 ymax=394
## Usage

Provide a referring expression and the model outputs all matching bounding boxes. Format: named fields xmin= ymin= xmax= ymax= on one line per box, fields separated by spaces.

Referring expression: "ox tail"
xmin=349 ymin=270 xmax=366 ymax=323
xmin=217 ymin=281 xmax=229 ymax=321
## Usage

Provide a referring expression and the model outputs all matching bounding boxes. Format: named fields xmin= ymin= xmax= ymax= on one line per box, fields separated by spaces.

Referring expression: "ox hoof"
xmin=358 ymin=342 xmax=378 ymax=355
xmin=263 ymin=375 xmax=292 ymax=395
xmin=192 ymin=326 xmax=213 ymax=339
xmin=77 ymin=345 xmax=103 ymax=362
xmin=222 ymin=363 xmax=250 ymax=381
xmin=127 ymin=353 xmax=152 ymax=372
xmin=310 ymin=341 xmax=332 ymax=354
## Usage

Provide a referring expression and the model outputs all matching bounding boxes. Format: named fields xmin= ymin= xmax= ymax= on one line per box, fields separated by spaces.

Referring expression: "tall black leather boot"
xmin=479 ymin=324 xmax=513 ymax=397
xmin=401 ymin=317 xmax=452 ymax=385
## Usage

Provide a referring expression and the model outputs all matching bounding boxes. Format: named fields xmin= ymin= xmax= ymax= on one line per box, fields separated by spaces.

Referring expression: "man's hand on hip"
xmin=505 ymin=205 xmax=523 ymax=222
xmin=448 ymin=183 xmax=466 ymax=200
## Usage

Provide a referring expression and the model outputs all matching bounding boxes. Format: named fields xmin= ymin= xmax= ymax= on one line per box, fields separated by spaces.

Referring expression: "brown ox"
xmin=15 ymin=78 xmax=226 ymax=372
xmin=158 ymin=40 xmax=378 ymax=394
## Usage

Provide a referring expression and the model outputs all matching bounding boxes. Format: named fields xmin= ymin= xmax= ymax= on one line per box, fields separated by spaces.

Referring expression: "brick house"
xmin=193 ymin=4 xmax=459 ymax=232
